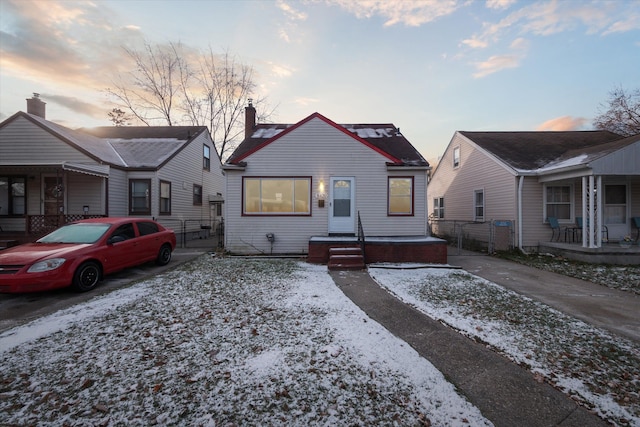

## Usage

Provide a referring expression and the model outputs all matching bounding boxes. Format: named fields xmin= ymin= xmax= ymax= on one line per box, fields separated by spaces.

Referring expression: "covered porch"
xmin=540 ymin=174 xmax=640 ymax=247
xmin=0 ymin=163 xmax=109 ymax=235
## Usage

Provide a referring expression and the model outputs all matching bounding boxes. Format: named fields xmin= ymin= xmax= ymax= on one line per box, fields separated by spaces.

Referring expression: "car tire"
xmin=156 ymin=244 xmax=172 ymax=266
xmin=72 ymin=261 xmax=101 ymax=292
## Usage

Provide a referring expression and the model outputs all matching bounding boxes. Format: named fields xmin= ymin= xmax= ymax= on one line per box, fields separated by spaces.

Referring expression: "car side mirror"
xmin=108 ymin=235 xmax=126 ymax=244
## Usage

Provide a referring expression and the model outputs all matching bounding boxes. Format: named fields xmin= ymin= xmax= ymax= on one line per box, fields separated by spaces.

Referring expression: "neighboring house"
xmin=222 ymin=102 xmax=445 ymax=264
xmin=428 ymin=130 xmax=640 ymax=255
xmin=0 ymin=95 xmax=224 ymax=244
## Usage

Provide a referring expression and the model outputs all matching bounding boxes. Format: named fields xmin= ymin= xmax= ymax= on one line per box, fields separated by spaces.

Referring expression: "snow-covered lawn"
xmin=0 ymin=257 xmax=490 ymax=426
xmin=370 ymin=265 xmax=640 ymax=427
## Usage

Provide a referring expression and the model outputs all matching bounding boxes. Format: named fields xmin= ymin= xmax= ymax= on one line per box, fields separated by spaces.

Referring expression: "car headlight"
xmin=27 ymin=258 xmax=66 ymax=273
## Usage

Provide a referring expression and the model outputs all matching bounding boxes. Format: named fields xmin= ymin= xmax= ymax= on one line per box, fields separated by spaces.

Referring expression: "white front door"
xmin=329 ymin=177 xmax=355 ymax=234
xmin=604 ymin=183 xmax=629 ymax=240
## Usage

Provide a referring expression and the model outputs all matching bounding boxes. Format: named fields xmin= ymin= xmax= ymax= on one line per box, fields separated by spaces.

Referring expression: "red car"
xmin=0 ymin=217 xmax=176 ymax=293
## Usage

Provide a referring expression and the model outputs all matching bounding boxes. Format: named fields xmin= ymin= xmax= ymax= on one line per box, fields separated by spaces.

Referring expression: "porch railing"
xmin=357 ymin=211 xmax=366 ymax=260
xmin=27 ymin=214 xmax=106 ymax=234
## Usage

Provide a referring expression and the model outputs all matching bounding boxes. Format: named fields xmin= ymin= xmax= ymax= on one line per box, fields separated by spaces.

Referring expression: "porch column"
xmin=582 ymin=175 xmax=602 ymax=248
xmin=582 ymin=176 xmax=587 ymax=247
xmin=596 ymin=175 xmax=603 ymax=248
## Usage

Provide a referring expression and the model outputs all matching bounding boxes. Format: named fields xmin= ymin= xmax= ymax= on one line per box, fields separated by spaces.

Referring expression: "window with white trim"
xmin=433 ymin=197 xmax=444 ymax=219
xmin=243 ymin=177 xmax=311 ymax=215
xmin=545 ymin=185 xmax=571 ymax=221
xmin=474 ymin=189 xmax=484 ymax=221
xmin=453 ymin=147 xmax=460 ymax=168
xmin=193 ymin=184 xmax=203 ymax=206
xmin=203 ymin=144 xmax=211 ymax=171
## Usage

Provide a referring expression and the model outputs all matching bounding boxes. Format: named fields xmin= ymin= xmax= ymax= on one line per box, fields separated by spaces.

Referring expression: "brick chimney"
xmin=26 ymin=93 xmax=46 ymax=118
xmin=245 ymin=98 xmax=256 ymax=139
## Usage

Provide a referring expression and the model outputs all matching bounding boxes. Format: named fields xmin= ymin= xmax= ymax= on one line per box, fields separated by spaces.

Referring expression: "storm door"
xmin=604 ymin=183 xmax=628 ymax=240
xmin=328 ymin=177 xmax=355 ymax=234
xmin=43 ymin=175 xmax=65 ymax=228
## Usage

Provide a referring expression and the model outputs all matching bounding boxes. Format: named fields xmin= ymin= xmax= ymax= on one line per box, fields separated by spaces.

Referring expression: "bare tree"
xmin=593 ymin=86 xmax=640 ymax=137
xmin=106 ymin=41 xmax=273 ymax=160
xmin=107 ymin=108 xmax=132 ymax=126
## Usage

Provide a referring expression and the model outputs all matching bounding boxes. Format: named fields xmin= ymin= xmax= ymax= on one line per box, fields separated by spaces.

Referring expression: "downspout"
xmin=517 ymin=175 xmax=528 ymax=254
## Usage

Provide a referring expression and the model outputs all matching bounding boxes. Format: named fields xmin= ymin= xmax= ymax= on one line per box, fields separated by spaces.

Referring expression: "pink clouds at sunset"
xmin=536 ymin=116 xmax=588 ymax=132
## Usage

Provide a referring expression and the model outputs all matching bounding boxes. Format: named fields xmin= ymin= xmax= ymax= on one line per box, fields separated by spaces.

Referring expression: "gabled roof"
xmin=226 ymin=112 xmax=428 ymax=167
xmin=1 ymin=112 xmax=126 ymax=166
xmin=0 ymin=111 xmax=210 ymax=169
xmin=459 ymin=131 xmax=623 ymax=171
xmin=459 ymin=131 xmax=624 ymax=171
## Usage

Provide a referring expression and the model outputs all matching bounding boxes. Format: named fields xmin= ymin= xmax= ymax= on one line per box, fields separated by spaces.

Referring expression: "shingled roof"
xmin=459 ymin=131 xmax=624 ymax=171
xmin=80 ymin=126 xmax=209 ymax=168
xmin=226 ymin=112 xmax=428 ymax=167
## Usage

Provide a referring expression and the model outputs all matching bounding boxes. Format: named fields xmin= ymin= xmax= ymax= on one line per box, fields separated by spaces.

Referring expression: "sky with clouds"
xmin=1 ymin=0 xmax=638 ymax=161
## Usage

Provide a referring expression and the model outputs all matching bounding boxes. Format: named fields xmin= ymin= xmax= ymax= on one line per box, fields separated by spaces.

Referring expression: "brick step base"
xmin=328 ymin=246 xmax=365 ymax=270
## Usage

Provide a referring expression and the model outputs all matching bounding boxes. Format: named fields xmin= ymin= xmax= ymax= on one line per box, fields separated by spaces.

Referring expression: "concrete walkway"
xmin=448 ymin=249 xmax=640 ymax=344
xmin=330 ymin=268 xmax=609 ymax=427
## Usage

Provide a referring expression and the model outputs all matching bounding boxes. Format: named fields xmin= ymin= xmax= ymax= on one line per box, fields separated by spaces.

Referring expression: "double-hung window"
xmin=0 ymin=176 xmax=26 ymax=216
xmin=193 ymin=184 xmax=203 ymax=206
xmin=433 ymin=197 xmax=444 ymax=219
xmin=129 ymin=179 xmax=151 ymax=215
xmin=545 ymin=185 xmax=571 ymax=221
xmin=203 ymin=145 xmax=211 ymax=171
xmin=474 ymin=189 xmax=484 ymax=221
xmin=243 ymin=177 xmax=311 ymax=215
xmin=159 ymin=180 xmax=171 ymax=215
xmin=388 ymin=177 xmax=413 ymax=216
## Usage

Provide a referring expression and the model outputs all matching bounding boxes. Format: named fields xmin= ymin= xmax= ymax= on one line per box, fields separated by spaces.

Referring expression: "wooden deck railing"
xmin=27 ymin=214 xmax=107 ymax=234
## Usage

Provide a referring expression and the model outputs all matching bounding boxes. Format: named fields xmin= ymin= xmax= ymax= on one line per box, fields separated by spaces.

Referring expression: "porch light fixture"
xmin=316 ymin=180 xmax=327 ymax=208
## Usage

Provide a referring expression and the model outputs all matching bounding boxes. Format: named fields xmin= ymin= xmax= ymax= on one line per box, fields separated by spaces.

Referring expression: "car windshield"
xmin=37 ymin=223 xmax=112 ymax=244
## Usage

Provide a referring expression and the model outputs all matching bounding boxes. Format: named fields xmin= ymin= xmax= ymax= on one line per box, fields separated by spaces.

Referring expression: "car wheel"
xmin=72 ymin=261 xmax=101 ymax=292
xmin=156 ymin=244 xmax=172 ymax=266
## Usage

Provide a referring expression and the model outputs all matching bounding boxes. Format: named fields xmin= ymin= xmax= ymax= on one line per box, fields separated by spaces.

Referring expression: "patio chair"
xmin=576 ymin=217 xmax=609 ymax=242
xmin=633 ymin=217 xmax=640 ymax=242
xmin=547 ymin=217 xmax=562 ymax=242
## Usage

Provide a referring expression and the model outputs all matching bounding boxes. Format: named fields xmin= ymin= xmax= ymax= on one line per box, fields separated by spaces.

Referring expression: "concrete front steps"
xmin=327 ymin=246 xmax=365 ymax=270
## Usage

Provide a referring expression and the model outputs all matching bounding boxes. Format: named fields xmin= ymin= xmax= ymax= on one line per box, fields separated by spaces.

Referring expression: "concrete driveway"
xmin=448 ymin=248 xmax=640 ymax=344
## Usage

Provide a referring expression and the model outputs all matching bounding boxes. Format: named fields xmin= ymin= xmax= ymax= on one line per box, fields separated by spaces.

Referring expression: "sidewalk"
xmin=448 ymin=248 xmax=640 ymax=344
xmin=330 ymin=268 xmax=609 ymax=427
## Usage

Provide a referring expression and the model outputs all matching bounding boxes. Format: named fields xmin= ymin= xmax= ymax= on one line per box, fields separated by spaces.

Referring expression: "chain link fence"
xmin=429 ymin=219 xmax=515 ymax=254
xmin=155 ymin=217 xmax=224 ymax=250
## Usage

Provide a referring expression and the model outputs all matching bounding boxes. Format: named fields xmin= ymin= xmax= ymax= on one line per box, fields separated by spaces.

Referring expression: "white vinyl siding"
xmin=429 ymin=133 xmax=516 ymax=224
xmin=428 ymin=132 xmax=517 ymax=244
xmin=155 ymin=132 xmax=224 ymax=221
xmin=0 ymin=117 xmax=97 ymax=164
xmin=225 ymin=117 xmax=428 ymax=254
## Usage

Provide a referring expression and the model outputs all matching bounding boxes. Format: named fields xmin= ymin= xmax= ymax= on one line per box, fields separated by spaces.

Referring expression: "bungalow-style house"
xmin=222 ymin=102 xmax=446 ymax=267
xmin=0 ymin=95 xmax=224 ymax=246
xmin=428 ymin=130 xmax=640 ymax=264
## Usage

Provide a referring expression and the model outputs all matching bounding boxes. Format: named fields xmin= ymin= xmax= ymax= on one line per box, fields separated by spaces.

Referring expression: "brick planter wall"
xmin=308 ymin=237 xmax=448 ymax=264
